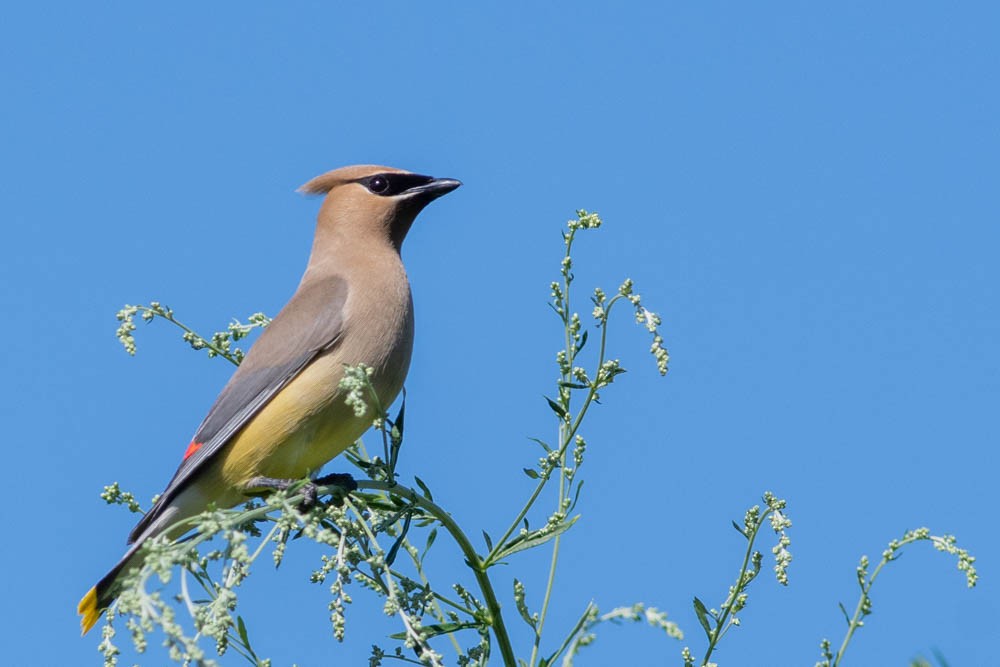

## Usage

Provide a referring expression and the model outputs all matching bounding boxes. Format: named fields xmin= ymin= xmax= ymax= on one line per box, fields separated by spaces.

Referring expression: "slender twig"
xmin=700 ymin=510 xmax=771 ymax=666
xmin=351 ymin=480 xmax=517 ymax=667
xmin=346 ymin=497 xmax=444 ymax=667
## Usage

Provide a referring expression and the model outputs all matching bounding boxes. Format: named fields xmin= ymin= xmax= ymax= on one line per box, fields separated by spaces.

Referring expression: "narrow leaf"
xmin=543 ymin=601 xmax=597 ymax=666
xmin=575 ymin=329 xmax=589 ymax=354
xmin=731 ymin=520 xmax=747 ymax=537
xmin=558 ymin=381 xmax=589 ymax=390
xmin=693 ymin=596 xmax=713 ymax=638
xmin=388 ymin=621 xmax=480 ymax=640
xmin=385 ymin=513 xmax=412 ymax=566
xmin=414 ymin=476 xmax=433 ymax=500
xmin=422 ymin=528 xmax=437 ymax=560
xmin=545 ymin=396 xmax=568 ymax=419
xmin=236 ymin=616 xmax=258 ymax=659
xmin=568 ymin=480 xmax=585 ymax=513
xmin=528 ymin=437 xmax=552 ymax=452
xmin=236 ymin=616 xmax=250 ymax=645
xmin=838 ymin=602 xmax=850 ymax=625
xmin=482 ymin=530 xmax=494 ymax=551
xmin=493 ymin=516 xmax=579 ymax=560
xmin=523 ymin=467 xmax=540 ymax=479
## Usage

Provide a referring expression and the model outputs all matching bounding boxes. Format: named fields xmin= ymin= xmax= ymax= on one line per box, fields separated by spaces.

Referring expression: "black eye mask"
xmin=356 ymin=173 xmax=435 ymax=197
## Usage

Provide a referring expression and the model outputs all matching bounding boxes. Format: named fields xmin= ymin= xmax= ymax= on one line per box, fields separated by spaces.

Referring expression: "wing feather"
xmin=127 ymin=276 xmax=349 ymax=544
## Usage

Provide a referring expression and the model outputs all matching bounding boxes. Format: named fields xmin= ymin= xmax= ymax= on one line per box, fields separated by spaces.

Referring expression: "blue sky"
xmin=2 ymin=3 xmax=997 ymax=665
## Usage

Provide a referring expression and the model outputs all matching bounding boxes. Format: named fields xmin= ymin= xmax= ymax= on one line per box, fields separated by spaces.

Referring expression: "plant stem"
xmin=527 ymin=251 xmax=620 ymax=666
xmin=346 ymin=497 xmax=444 ymax=667
xmin=700 ymin=508 xmax=771 ymax=666
xmin=138 ymin=306 xmax=242 ymax=366
xmin=529 ymin=481 xmax=563 ymax=666
xmin=832 ymin=534 xmax=916 ymax=666
xmin=355 ymin=480 xmax=518 ymax=667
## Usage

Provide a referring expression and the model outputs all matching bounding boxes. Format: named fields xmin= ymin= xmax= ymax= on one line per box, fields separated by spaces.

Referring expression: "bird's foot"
xmin=312 ymin=473 xmax=358 ymax=508
xmin=246 ymin=473 xmax=357 ymax=510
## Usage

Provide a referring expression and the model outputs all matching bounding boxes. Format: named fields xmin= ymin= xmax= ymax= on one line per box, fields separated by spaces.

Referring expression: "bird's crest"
xmin=297 ymin=172 xmax=341 ymax=195
xmin=297 ymin=165 xmax=401 ymax=196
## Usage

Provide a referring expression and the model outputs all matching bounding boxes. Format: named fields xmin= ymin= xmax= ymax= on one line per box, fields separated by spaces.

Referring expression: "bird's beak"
xmin=405 ymin=177 xmax=462 ymax=202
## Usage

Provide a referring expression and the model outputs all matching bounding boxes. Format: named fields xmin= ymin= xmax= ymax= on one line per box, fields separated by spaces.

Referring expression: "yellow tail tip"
xmin=78 ymin=586 xmax=101 ymax=635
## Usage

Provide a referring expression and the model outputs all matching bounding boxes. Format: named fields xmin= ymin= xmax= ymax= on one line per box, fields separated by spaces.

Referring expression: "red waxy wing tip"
xmin=183 ymin=441 xmax=203 ymax=461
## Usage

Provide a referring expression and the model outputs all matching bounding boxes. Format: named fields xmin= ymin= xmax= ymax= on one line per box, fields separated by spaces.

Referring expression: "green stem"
xmin=485 ymin=295 xmax=616 ymax=568
xmin=139 ymin=306 xmax=241 ymax=366
xmin=528 ymin=275 xmax=620 ymax=666
xmin=527 ymin=230 xmax=575 ymax=655
xmin=525 ymin=231 xmax=576 ymax=664
xmin=529 ymin=503 xmax=563 ymax=665
xmin=407 ymin=557 xmax=468 ymax=657
xmin=701 ymin=509 xmax=771 ymax=666
xmin=354 ymin=480 xmax=518 ymax=667
xmin=346 ymin=497 xmax=443 ymax=666
xmin=832 ymin=535 xmax=919 ymax=666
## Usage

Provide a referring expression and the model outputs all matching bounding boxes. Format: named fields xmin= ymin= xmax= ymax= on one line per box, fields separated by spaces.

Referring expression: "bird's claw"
xmin=246 ymin=473 xmax=357 ymax=510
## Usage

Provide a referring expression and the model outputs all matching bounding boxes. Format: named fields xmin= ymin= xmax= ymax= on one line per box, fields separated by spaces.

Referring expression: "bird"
xmin=78 ymin=164 xmax=460 ymax=634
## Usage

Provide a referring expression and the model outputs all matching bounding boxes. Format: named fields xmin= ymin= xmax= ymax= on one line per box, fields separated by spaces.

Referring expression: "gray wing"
xmin=127 ymin=276 xmax=349 ymax=544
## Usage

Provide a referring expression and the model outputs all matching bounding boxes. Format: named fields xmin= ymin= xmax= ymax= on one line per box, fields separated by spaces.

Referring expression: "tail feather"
xmin=78 ymin=540 xmax=144 ymax=635
xmin=77 ymin=586 xmax=101 ymax=635
xmin=79 ymin=490 xmax=206 ymax=634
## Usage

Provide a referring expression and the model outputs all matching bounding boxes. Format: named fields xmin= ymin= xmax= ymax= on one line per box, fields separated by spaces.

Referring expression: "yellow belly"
xmin=215 ymin=352 xmax=384 ymax=488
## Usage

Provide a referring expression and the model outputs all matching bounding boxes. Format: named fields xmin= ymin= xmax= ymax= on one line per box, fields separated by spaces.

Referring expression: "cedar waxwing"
xmin=78 ymin=165 xmax=460 ymax=634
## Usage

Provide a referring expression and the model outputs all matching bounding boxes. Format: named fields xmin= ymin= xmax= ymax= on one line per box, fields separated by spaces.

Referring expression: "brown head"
xmin=300 ymin=165 xmax=461 ymax=253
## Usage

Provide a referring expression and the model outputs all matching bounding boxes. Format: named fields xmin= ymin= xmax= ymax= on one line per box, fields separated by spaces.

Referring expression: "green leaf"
xmin=385 ymin=513 xmax=412 ymax=566
xmin=529 ymin=437 xmax=552 ymax=452
xmin=575 ymin=329 xmax=589 ymax=355
xmin=693 ymin=596 xmax=713 ymax=638
xmin=558 ymin=381 xmax=589 ymax=390
xmin=236 ymin=615 xmax=250 ymax=645
xmin=414 ymin=476 xmax=433 ymax=500
xmin=235 ymin=615 xmax=259 ymax=659
xmin=523 ymin=467 xmax=540 ymax=479
xmin=838 ymin=602 xmax=851 ymax=625
xmin=543 ymin=601 xmax=597 ymax=666
xmin=492 ymin=516 xmax=579 ymax=561
xmin=422 ymin=528 xmax=437 ymax=560
xmin=388 ymin=621 xmax=480 ymax=640
xmin=731 ymin=520 xmax=747 ymax=537
xmin=545 ymin=396 xmax=568 ymax=419
xmin=568 ymin=480 xmax=585 ymax=513
xmin=482 ymin=530 xmax=494 ymax=551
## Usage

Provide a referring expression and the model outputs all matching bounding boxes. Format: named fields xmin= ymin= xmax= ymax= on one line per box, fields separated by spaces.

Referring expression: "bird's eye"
xmin=367 ymin=175 xmax=390 ymax=194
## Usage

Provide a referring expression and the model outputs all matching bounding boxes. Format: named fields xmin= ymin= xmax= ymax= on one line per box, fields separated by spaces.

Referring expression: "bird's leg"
xmin=246 ymin=473 xmax=357 ymax=509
